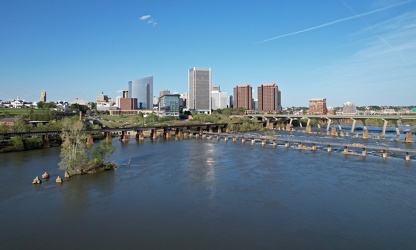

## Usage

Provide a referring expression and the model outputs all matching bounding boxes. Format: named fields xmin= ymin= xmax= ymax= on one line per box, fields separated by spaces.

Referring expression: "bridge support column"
xmin=331 ymin=127 xmax=338 ymax=137
xmin=224 ymin=136 xmax=228 ymax=142
xmin=363 ymin=128 xmax=369 ymax=140
xmin=233 ymin=136 xmax=236 ymax=142
xmin=350 ymin=118 xmax=356 ymax=134
xmin=218 ymin=127 xmax=222 ymax=133
xmin=362 ymin=148 xmax=367 ymax=157
xmin=251 ymin=138 xmax=255 ymax=145
xmin=42 ymin=135 xmax=50 ymax=148
xmin=406 ymin=131 xmax=413 ymax=143
xmin=121 ymin=131 xmax=129 ymax=142
xmin=306 ymin=125 xmax=312 ymax=134
xmin=199 ymin=127 xmax=203 ymax=136
xmin=285 ymin=141 xmax=289 ymax=148
xmin=272 ymin=140 xmax=277 ymax=147
xmin=217 ymin=135 xmax=220 ymax=140
xmin=382 ymin=150 xmax=387 ymax=160
xmin=151 ymin=129 xmax=157 ymax=139
xmin=299 ymin=119 xmax=303 ymax=128
xmin=406 ymin=152 xmax=410 ymax=161
xmin=343 ymin=146 xmax=348 ymax=154
xmin=306 ymin=118 xmax=311 ymax=127
xmin=262 ymin=139 xmax=266 ymax=146
xmin=312 ymin=144 xmax=316 ymax=151
xmin=394 ymin=121 xmax=400 ymax=138
xmin=327 ymin=145 xmax=332 ymax=153
xmin=242 ymin=137 xmax=246 ymax=144
xmin=326 ymin=118 xmax=332 ymax=131
xmin=381 ymin=119 xmax=388 ymax=138
xmin=297 ymin=142 xmax=302 ymax=149
xmin=208 ymin=126 xmax=213 ymax=133
xmin=164 ymin=129 xmax=170 ymax=139
xmin=105 ymin=132 xmax=112 ymax=142
xmin=136 ymin=130 xmax=144 ymax=140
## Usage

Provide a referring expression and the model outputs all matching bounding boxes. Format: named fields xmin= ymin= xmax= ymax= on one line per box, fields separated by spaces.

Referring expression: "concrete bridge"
xmin=198 ymin=131 xmax=416 ymax=162
xmin=0 ymin=123 xmax=231 ymax=147
xmin=246 ymin=114 xmax=416 ymax=139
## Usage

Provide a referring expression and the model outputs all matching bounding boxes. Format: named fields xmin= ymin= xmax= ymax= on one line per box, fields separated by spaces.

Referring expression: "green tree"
xmin=13 ymin=116 xmax=28 ymax=133
xmin=58 ymin=118 xmax=88 ymax=173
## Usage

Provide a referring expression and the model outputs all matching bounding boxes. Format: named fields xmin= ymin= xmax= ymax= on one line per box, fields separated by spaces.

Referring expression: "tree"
xmin=58 ymin=118 xmax=88 ymax=173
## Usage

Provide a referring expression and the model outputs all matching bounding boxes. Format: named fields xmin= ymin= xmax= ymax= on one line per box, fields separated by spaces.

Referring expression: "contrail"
xmin=256 ymin=0 xmax=413 ymax=43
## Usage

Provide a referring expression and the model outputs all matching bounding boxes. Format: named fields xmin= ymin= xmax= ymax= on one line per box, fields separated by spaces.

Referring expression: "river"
xmin=0 ymin=129 xmax=415 ymax=249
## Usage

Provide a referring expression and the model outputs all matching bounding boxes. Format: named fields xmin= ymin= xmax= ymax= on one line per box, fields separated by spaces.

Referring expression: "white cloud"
xmin=257 ymin=0 xmax=413 ymax=43
xmin=311 ymin=11 xmax=416 ymax=105
xmin=139 ymin=14 xmax=157 ymax=25
xmin=139 ymin=15 xmax=151 ymax=21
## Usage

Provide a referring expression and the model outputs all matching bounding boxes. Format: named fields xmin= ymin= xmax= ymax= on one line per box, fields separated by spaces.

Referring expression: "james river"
xmin=1 ymin=127 xmax=416 ymax=249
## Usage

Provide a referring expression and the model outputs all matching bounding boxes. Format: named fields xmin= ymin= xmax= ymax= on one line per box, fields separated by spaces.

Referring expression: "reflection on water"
xmin=0 ymin=132 xmax=415 ymax=249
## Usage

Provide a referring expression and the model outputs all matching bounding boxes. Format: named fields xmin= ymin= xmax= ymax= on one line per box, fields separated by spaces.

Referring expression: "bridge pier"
xmin=331 ymin=127 xmax=338 ymax=137
xmin=406 ymin=131 xmax=413 ymax=143
xmin=362 ymin=148 xmax=367 ymax=157
xmin=120 ymin=131 xmax=129 ymax=142
xmin=326 ymin=118 xmax=332 ymax=131
xmin=136 ymin=130 xmax=144 ymax=140
xmin=350 ymin=118 xmax=356 ymax=134
xmin=242 ymin=137 xmax=246 ymax=144
xmin=381 ymin=119 xmax=388 ymax=138
xmin=395 ymin=121 xmax=400 ymax=138
xmin=218 ymin=127 xmax=222 ymax=133
xmin=42 ymin=134 xmax=50 ymax=148
xmin=217 ymin=135 xmax=220 ymax=140
xmin=164 ymin=129 xmax=170 ymax=139
xmin=224 ymin=136 xmax=228 ymax=142
xmin=327 ymin=145 xmax=332 ymax=153
xmin=150 ymin=129 xmax=157 ymax=139
xmin=262 ymin=139 xmax=266 ymax=146
xmin=233 ymin=136 xmax=236 ymax=142
xmin=406 ymin=152 xmax=410 ymax=161
xmin=312 ymin=144 xmax=316 ymax=151
xmin=285 ymin=141 xmax=289 ymax=148
xmin=382 ymin=150 xmax=387 ymax=160
xmin=105 ymin=131 xmax=112 ymax=142
xmin=251 ymin=138 xmax=255 ymax=145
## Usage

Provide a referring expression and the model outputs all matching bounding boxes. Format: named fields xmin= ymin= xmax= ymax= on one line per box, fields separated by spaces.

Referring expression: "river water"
xmin=0 ymin=129 xmax=416 ymax=249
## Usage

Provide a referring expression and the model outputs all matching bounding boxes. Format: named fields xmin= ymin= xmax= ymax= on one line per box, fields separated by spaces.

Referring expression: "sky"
xmin=0 ymin=0 xmax=415 ymax=107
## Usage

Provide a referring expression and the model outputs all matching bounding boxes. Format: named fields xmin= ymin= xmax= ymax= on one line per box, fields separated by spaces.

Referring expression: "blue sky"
xmin=1 ymin=0 xmax=415 ymax=107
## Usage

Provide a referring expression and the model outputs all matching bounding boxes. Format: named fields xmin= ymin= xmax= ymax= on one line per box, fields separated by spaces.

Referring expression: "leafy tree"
xmin=13 ymin=116 xmax=28 ymax=133
xmin=58 ymin=118 xmax=88 ymax=173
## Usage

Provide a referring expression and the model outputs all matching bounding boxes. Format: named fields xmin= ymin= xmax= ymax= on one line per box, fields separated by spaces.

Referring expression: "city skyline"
xmin=1 ymin=0 xmax=415 ymax=107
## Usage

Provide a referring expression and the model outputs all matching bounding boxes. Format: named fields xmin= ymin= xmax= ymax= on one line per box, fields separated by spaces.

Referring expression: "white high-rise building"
xmin=188 ymin=67 xmax=211 ymax=114
xmin=211 ymin=85 xmax=228 ymax=110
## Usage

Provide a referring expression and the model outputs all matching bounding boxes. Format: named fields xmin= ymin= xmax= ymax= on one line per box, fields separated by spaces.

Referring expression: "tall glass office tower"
xmin=128 ymin=76 xmax=153 ymax=109
xmin=188 ymin=67 xmax=211 ymax=114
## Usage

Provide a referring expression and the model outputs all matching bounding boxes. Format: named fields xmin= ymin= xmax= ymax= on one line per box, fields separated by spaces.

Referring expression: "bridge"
xmin=245 ymin=114 xmax=416 ymax=139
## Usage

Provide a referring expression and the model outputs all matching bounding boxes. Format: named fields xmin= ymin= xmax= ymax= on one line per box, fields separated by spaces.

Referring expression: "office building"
xmin=159 ymin=94 xmax=180 ymax=116
xmin=128 ymin=76 xmax=153 ymax=109
xmin=233 ymin=84 xmax=252 ymax=110
xmin=309 ymin=98 xmax=327 ymax=115
xmin=258 ymin=83 xmax=281 ymax=113
xmin=188 ymin=67 xmax=211 ymax=114
xmin=120 ymin=98 xmax=138 ymax=110
xmin=160 ymin=89 xmax=170 ymax=97
xmin=211 ymin=85 xmax=228 ymax=110
xmin=343 ymin=102 xmax=356 ymax=114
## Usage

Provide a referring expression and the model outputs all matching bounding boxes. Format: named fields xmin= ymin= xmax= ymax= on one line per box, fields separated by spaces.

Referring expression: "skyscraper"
xmin=258 ymin=83 xmax=281 ymax=113
xmin=188 ymin=67 xmax=211 ymax=114
xmin=211 ymin=85 xmax=228 ymax=110
xmin=233 ymin=84 xmax=252 ymax=110
xmin=128 ymin=76 xmax=153 ymax=109
xmin=40 ymin=90 xmax=46 ymax=103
